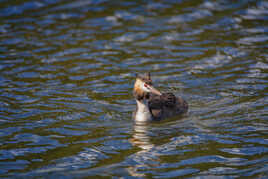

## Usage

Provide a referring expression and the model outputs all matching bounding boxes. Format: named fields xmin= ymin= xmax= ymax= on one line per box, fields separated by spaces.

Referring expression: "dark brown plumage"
xmin=148 ymin=93 xmax=188 ymax=121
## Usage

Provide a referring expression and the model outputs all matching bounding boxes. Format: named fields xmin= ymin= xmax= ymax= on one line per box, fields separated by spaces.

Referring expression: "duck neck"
xmin=135 ymin=99 xmax=152 ymax=122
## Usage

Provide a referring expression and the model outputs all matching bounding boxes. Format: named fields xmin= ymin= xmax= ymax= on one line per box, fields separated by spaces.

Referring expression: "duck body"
xmin=148 ymin=93 xmax=188 ymax=121
xmin=133 ymin=73 xmax=188 ymax=122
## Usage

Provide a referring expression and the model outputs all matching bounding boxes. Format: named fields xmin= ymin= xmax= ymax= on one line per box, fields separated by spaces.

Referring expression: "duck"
xmin=133 ymin=72 xmax=188 ymax=122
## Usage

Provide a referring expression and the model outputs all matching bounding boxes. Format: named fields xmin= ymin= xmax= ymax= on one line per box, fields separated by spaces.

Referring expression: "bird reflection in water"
xmin=127 ymin=121 xmax=159 ymax=177
xmin=130 ymin=121 xmax=154 ymax=150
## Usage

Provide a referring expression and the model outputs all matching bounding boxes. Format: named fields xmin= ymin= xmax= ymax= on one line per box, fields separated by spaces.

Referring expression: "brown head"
xmin=133 ymin=72 xmax=162 ymax=101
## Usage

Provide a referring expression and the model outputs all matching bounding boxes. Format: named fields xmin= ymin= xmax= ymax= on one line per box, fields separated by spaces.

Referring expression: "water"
xmin=0 ymin=0 xmax=267 ymax=178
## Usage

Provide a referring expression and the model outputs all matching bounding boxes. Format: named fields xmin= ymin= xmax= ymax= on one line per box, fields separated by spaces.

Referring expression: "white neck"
xmin=135 ymin=99 xmax=152 ymax=122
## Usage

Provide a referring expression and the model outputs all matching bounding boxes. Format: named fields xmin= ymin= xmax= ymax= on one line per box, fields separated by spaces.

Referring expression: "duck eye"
xmin=144 ymin=83 xmax=151 ymax=90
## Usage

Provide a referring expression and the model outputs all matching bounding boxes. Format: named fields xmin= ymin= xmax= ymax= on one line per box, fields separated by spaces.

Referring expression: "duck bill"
xmin=149 ymin=86 xmax=162 ymax=96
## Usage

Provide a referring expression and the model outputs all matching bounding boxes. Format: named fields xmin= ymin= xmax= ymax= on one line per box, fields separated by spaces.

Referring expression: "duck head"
xmin=133 ymin=72 xmax=162 ymax=101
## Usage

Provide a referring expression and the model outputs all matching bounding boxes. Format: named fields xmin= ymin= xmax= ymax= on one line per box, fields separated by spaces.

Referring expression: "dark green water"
xmin=0 ymin=0 xmax=267 ymax=178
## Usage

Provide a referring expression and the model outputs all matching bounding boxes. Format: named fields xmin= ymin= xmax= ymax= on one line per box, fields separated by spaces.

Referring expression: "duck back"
xmin=148 ymin=93 xmax=188 ymax=120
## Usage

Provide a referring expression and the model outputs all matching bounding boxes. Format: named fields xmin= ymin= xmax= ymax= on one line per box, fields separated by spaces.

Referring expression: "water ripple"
xmin=0 ymin=0 xmax=267 ymax=178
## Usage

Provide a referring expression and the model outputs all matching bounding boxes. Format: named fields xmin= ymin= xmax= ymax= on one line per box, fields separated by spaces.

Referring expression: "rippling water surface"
xmin=0 ymin=0 xmax=267 ymax=178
